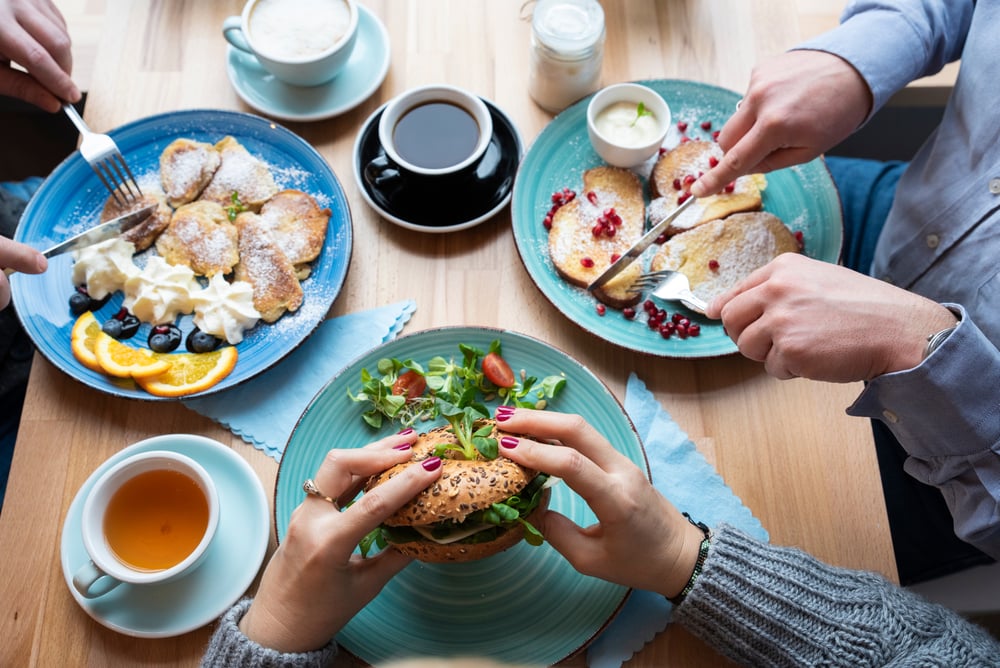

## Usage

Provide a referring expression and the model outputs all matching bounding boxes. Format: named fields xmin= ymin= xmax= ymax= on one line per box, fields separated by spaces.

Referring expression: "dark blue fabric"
xmin=825 ymin=156 xmax=994 ymax=584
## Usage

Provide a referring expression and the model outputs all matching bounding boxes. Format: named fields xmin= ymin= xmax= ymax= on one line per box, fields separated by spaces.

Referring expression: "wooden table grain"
xmin=2 ymin=2 xmax=897 ymax=666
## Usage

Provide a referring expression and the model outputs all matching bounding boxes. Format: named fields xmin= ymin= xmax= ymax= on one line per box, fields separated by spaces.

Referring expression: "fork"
xmin=62 ymin=103 xmax=142 ymax=206
xmin=629 ymin=269 xmax=709 ymax=315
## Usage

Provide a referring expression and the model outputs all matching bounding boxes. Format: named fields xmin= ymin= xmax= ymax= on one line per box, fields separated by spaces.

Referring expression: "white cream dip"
xmin=122 ymin=256 xmax=200 ymax=324
xmin=72 ymin=238 xmax=139 ymax=300
xmin=191 ymin=274 xmax=261 ymax=345
xmin=593 ymin=101 xmax=661 ymax=147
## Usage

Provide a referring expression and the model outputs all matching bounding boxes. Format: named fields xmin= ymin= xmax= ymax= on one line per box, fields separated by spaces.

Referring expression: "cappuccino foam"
xmin=250 ymin=0 xmax=351 ymax=60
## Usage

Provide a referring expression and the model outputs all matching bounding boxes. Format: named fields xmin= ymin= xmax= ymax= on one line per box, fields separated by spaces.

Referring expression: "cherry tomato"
xmin=392 ymin=370 xmax=427 ymax=398
xmin=482 ymin=352 xmax=515 ymax=388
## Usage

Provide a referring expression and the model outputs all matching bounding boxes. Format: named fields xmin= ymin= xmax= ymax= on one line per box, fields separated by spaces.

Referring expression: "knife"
xmin=4 ymin=204 xmax=156 ymax=277
xmin=586 ymin=195 xmax=695 ymax=291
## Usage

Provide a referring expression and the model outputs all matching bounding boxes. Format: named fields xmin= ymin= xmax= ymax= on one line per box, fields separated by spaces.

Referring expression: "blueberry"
xmin=186 ymin=328 xmax=221 ymax=353
xmin=118 ymin=313 xmax=141 ymax=340
xmin=101 ymin=319 xmax=123 ymax=338
xmin=148 ymin=324 xmax=182 ymax=353
xmin=69 ymin=292 xmax=91 ymax=315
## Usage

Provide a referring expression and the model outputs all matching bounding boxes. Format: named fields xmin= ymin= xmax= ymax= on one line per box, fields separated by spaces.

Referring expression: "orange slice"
xmin=70 ymin=311 xmax=103 ymax=373
xmin=93 ymin=332 xmax=173 ymax=379
xmin=136 ymin=347 xmax=238 ymax=397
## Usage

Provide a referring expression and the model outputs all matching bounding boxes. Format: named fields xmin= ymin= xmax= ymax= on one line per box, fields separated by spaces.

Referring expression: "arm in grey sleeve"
xmin=674 ymin=525 xmax=1000 ymax=666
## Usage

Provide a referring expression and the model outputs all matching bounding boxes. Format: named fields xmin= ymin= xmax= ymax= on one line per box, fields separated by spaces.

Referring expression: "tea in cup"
xmin=72 ymin=450 xmax=219 ymax=598
xmin=223 ymin=0 xmax=358 ymax=87
xmin=366 ymin=85 xmax=494 ymax=187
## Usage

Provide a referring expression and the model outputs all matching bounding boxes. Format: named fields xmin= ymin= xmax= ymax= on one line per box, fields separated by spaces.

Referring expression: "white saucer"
xmin=225 ymin=4 xmax=390 ymax=122
xmin=60 ymin=434 xmax=270 ymax=638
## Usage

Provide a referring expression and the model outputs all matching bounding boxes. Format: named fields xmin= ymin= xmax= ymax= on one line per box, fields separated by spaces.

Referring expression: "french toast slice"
xmin=234 ymin=214 xmax=304 ymax=322
xmin=649 ymin=211 xmax=800 ymax=303
xmin=155 ymin=200 xmax=240 ymax=277
xmin=548 ymin=166 xmax=645 ymax=309
xmin=160 ymin=138 xmax=221 ymax=207
xmin=649 ymin=140 xmax=767 ymax=237
xmin=199 ymin=136 xmax=278 ymax=212
xmin=100 ymin=187 xmax=172 ymax=252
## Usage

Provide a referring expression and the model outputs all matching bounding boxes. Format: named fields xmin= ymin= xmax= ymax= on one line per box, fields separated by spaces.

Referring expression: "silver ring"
xmin=735 ymin=99 xmax=743 ymax=111
xmin=303 ymin=478 xmax=339 ymax=509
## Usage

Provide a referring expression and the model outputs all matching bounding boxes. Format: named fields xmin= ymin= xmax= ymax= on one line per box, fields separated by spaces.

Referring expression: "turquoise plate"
xmin=11 ymin=109 xmax=352 ymax=400
xmin=226 ymin=4 xmax=390 ymax=123
xmin=60 ymin=434 xmax=269 ymax=638
xmin=276 ymin=326 xmax=646 ymax=666
xmin=511 ymin=78 xmax=843 ymax=358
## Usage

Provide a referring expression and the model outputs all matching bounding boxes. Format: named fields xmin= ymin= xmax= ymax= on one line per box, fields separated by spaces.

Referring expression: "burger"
xmin=361 ymin=419 xmax=552 ymax=562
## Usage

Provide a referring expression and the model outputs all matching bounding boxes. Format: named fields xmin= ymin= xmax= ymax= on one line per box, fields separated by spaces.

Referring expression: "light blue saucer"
xmin=226 ymin=4 xmax=390 ymax=122
xmin=60 ymin=435 xmax=270 ymax=638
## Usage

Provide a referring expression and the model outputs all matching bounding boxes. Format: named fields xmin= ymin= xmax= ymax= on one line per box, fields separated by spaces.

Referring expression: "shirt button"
xmin=882 ymin=409 xmax=899 ymax=423
xmin=990 ymin=178 xmax=1000 ymax=194
xmin=926 ymin=233 xmax=940 ymax=248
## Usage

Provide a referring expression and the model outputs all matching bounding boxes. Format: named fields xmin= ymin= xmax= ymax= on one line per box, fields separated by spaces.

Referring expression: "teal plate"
xmin=511 ymin=78 xmax=843 ymax=358
xmin=275 ymin=327 xmax=646 ymax=665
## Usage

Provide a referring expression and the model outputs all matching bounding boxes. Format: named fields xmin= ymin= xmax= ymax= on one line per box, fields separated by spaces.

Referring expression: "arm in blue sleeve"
xmin=795 ymin=0 xmax=974 ymax=115
xmin=847 ymin=305 xmax=1000 ymax=559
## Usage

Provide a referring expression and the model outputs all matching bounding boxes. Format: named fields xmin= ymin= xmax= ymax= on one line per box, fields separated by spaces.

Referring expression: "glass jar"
xmin=527 ymin=0 xmax=606 ymax=113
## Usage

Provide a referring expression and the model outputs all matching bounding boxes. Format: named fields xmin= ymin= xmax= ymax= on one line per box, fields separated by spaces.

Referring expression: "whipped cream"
xmin=122 ymin=256 xmax=200 ymax=324
xmin=72 ymin=238 xmax=139 ymax=299
xmin=191 ymin=274 xmax=260 ymax=344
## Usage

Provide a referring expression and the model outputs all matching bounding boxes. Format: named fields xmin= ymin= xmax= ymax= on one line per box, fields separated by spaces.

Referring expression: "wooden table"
xmin=1 ymin=2 xmax=896 ymax=665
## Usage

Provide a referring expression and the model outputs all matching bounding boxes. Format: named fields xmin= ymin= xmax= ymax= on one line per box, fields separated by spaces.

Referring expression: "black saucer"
xmin=353 ymin=100 xmax=522 ymax=232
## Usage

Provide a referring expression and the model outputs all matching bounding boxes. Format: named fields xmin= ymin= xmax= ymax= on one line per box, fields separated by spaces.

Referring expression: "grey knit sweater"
xmin=201 ymin=525 xmax=1000 ymax=667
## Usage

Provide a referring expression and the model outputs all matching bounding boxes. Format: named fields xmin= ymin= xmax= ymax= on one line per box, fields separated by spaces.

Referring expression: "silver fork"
xmin=62 ymin=103 xmax=142 ymax=206
xmin=629 ymin=269 xmax=709 ymax=314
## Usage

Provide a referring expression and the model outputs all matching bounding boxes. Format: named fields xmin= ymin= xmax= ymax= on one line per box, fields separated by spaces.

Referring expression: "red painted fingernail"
xmin=495 ymin=406 xmax=515 ymax=421
xmin=500 ymin=436 xmax=519 ymax=449
xmin=397 ymin=428 xmax=414 ymax=436
xmin=421 ymin=457 xmax=442 ymax=471
xmin=393 ymin=443 xmax=412 ymax=451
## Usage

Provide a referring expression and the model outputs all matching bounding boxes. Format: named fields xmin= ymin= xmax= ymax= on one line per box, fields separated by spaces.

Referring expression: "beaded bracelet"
xmin=667 ymin=512 xmax=712 ymax=605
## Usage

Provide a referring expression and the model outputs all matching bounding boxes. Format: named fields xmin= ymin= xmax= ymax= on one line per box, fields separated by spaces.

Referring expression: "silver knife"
xmin=586 ymin=195 xmax=695 ymax=291
xmin=4 ymin=204 xmax=155 ymax=277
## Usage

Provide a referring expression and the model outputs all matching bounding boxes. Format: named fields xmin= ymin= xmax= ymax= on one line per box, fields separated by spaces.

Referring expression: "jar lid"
xmin=532 ymin=0 xmax=605 ymax=56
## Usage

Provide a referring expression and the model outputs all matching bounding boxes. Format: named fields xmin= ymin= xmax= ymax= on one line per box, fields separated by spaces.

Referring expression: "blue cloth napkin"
xmin=587 ymin=373 xmax=769 ymax=668
xmin=183 ymin=301 xmax=415 ymax=460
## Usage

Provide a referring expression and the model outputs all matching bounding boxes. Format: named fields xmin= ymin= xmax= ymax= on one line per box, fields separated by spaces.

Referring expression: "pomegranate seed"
xmin=794 ymin=230 xmax=805 ymax=249
xmin=683 ymin=174 xmax=696 ymax=186
xmin=657 ymin=309 xmax=667 ymax=320
xmin=677 ymin=121 xmax=688 ymax=132
xmin=671 ymin=312 xmax=683 ymax=324
xmin=680 ymin=136 xmax=691 ymax=144
xmin=114 ymin=307 xmax=128 ymax=320
xmin=153 ymin=324 xmax=171 ymax=334
xmin=551 ymin=193 xmax=562 ymax=204
xmin=658 ymin=325 xmax=673 ymax=339
xmin=643 ymin=299 xmax=656 ymax=312
xmin=676 ymin=325 xmax=689 ymax=339
xmin=712 ymin=130 xmax=721 ymax=141
xmin=605 ymin=226 xmax=616 ymax=237
xmin=688 ymin=323 xmax=701 ymax=336
xmin=672 ymin=178 xmax=682 ymax=191
xmin=595 ymin=304 xmax=606 ymax=316
xmin=658 ymin=147 xmax=668 ymax=155
xmin=678 ymin=317 xmax=690 ymax=328
xmin=655 ymin=233 xmax=668 ymax=244
xmin=622 ymin=307 xmax=636 ymax=320
xmin=724 ymin=182 xmax=736 ymax=193
xmin=543 ymin=215 xmax=553 ymax=229
xmin=677 ymin=192 xmax=692 ymax=204
xmin=708 ymin=259 xmax=719 ymax=271
xmin=662 ymin=322 xmax=676 ymax=334
xmin=580 ymin=257 xmax=594 ymax=268
xmin=700 ymin=120 xmax=712 ymax=131
xmin=586 ymin=191 xmax=598 ymax=205
xmin=591 ymin=224 xmax=603 ymax=237
xmin=708 ymin=156 xmax=719 ymax=168
xmin=610 ymin=253 xmax=621 ymax=262
xmin=647 ymin=316 xmax=661 ymax=329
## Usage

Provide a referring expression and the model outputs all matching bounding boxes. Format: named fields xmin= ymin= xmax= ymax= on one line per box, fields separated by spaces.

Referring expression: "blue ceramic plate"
xmin=11 ymin=109 xmax=352 ymax=400
xmin=226 ymin=4 xmax=390 ymax=123
xmin=275 ymin=326 xmax=646 ymax=666
xmin=511 ymin=78 xmax=843 ymax=358
xmin=60 ymin=434 xmax=269 ymax=638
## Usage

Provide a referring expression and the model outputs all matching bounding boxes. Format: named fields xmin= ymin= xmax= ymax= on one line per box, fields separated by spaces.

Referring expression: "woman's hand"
xmin=0 ymin=236 xmax=47 ymax=309
xmin=239 ymin=430 xmax=442 ymax=653
xmin=0 ymin=0 xmax=80 ymax=111
xmin=493 ymin=408 xmax=705 ymax=599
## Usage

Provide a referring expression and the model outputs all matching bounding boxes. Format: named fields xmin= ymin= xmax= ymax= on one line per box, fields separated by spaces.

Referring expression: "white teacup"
xmin=223 ymin=0 xmax=359 ymax=87
xmin=374 ymin=85 xmax=494 ymax=180
xmin=72 ymin=450 xmax=219 ymax=599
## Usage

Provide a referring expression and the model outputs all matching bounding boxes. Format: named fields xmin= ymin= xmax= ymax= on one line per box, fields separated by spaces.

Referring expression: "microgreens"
xmin=225 ymin=191 xmax=247 ymax=221
xmin=631 ymin=101 xmax=653 ymax=127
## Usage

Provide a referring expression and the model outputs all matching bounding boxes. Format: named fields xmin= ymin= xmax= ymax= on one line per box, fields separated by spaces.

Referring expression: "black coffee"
xmin=392 ymin=101 xmax=480 ymax=169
